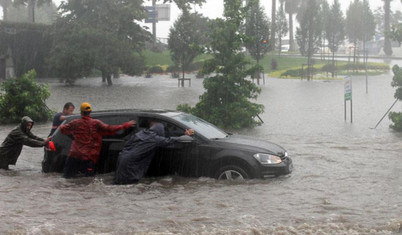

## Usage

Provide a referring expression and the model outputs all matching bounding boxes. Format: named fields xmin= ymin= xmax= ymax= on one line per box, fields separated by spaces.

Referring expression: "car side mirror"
xmin=177 ymin=135 xmax=194 ymax=143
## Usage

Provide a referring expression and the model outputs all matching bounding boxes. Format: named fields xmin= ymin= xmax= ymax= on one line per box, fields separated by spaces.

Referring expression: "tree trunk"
xmin=278 ymin=38 xmax=282 ymax=57
xmin=181 ymin=68 xmax=185 ymax=87
xmin=256 ymin=57 xmax=260 ymax=85
xmin=307 ymin=18 xmax=314 ymax=81
xmin=332 ymin=47 xmax=335 ymax=78
xmin=102 ymin=71 xmax=106 ymax=82
xmin=353 ymin=39 xmax=357 ymax=64
xmin=113 ymin=69 xmax=120 ymax=79
xmin=383 ymin=0 xmax=393 ymax=56
xmin=288 ymin=12 xmax=294 ymax=51
xmin=270 ymin=0 xmax=276 ymax=51
xmin=106 ymin=74 xmax=113 ymax=86
xmin=28 ymin=0 xmax=36 ymax=23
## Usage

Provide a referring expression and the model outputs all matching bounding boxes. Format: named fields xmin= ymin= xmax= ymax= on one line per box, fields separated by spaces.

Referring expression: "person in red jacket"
xmin=59 ymin=102 xmax=135 ymax=178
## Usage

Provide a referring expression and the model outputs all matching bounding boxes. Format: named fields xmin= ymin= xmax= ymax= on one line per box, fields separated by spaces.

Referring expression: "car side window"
xmin=94 ymin=115 xmax=136 ymax=140
xmin=165 ymin=122 xmax=185 ymax=137
xmin=137 ymin=117 xmax=184 ymax=137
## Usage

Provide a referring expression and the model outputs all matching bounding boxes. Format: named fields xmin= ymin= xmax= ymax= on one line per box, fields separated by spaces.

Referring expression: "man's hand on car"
xmin=185 ymin=129 xmax=195 ymax=136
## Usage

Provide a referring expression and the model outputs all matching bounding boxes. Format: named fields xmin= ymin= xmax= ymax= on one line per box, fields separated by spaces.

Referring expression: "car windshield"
xmin=171 ymin=113 xmax=227 ymax=139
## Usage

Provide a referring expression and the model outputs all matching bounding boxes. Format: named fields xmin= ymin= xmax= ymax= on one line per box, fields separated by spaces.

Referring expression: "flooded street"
xmin=1 ymin=62 xmax=402 ymax=234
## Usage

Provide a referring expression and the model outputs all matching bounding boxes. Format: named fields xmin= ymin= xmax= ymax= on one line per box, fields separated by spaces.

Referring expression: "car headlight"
xmin=253 ymin=153 xmax=282 ymax=165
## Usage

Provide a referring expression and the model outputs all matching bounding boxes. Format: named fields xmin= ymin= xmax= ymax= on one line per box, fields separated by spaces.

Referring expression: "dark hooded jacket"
xmin=114 ymin=123 xmax=180 ymax=184
xmin=0 ymin=116 xmax=45 ymax=168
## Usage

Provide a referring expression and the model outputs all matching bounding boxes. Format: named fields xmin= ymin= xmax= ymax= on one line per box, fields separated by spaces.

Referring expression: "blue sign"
xmin=145 ymin=6 xmax=158 ymax=23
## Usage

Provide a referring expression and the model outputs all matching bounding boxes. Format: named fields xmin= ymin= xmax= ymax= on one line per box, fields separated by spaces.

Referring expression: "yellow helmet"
xmin=80 ymin=102 xmax=92 ymax=112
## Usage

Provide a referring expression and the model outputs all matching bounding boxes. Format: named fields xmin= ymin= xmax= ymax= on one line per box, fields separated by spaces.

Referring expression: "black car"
xmin=42 ymin=110 xmax=293 ymax=180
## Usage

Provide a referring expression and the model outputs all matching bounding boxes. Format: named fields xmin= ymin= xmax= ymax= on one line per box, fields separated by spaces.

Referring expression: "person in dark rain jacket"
xmin=59 ymin=102 xmax=135 ymax=178
xmin=114 ymin=121 xmax=194 ymax=185
xmin=0 ymin=116 xmax=50 ymax=170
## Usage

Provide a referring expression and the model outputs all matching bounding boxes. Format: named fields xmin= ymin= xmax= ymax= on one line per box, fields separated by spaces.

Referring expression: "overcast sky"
xmin=6 ymin=0 xmax=402 ymax=38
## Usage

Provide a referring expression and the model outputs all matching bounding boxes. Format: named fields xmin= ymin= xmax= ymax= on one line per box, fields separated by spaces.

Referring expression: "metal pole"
xmin=344 ymin=99 xmax=347 ymax=121
xmin=371 ymin=99 xmax=399 ymax=129
xmin=152 ymin=0 xmax=156 ymax=41
xmin=351 ymin=99 xmax=353 ymax=123
xmin=365 ymin=49 xmax=368 ymax=93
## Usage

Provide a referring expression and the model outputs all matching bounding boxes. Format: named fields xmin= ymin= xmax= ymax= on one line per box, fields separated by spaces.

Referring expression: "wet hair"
xmin=63 ymin=102 xmax=75 ymax=110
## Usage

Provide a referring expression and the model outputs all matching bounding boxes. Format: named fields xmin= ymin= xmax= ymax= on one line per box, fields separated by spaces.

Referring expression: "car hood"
xmin=212 ymin=135 xmax=286 ymax=157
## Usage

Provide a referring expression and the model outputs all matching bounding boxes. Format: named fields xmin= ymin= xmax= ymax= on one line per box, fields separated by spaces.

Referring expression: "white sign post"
xmin=145 ymin=3 xmax=171 ymax=39
xmin=344 ymin=76 xmax=352 ymax=123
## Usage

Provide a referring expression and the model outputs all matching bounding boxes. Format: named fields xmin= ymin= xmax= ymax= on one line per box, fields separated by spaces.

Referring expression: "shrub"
xmin=166 ymin=65 xmax=179 ymax=73
xmin=0 ymin=70 xmax=53 ymax=124
xmin=281 ymin=69 xmax=303 ymax=77
xmin=321 ymin=63 xmax=337 ymax=73
xmin=147 ymin=65 xmax=164 ymax=74
xmin=187 ymin=61 xmax=203 ymax=72
xmin=389 ymin=112 xmax=402 ymax=131
xmin=176 ymin=104 xmax=193 ymax=113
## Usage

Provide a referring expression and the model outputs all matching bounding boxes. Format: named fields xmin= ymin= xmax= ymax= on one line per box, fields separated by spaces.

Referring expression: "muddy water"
xmin=1 ymin=64 xmax=401 ymax=234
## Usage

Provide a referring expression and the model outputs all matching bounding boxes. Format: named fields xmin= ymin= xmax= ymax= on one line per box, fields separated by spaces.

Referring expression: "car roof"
xmin=66 ymin=109 xmax=183 ymax=119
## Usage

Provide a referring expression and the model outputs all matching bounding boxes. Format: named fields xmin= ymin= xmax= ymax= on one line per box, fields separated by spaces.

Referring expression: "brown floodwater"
xmin=1 ymin=62 xmax=401 ymax=234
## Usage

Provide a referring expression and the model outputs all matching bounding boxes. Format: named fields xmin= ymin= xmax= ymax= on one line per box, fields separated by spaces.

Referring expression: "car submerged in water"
xmin=42 ymin=110 xmax=292 ymax=180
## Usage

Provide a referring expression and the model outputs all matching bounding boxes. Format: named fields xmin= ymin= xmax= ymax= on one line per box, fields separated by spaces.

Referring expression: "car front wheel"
xmin=215 ymin=165 xmax=249 ymax=181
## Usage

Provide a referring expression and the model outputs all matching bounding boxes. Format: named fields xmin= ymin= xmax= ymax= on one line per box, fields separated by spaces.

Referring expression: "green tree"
xmin=318 ymin=0 xmax=330 ymax=60
xmin=243 ymin=0 xmax=270 ymax=84
xmin=325 ymin=0 xmax=345 ymax=76
xmin=0 ymin=70 xmax=52 ymax=124
xmin=296 ymin=0 xmax=322 ymax=80
xmin=276 ymin=1 xmax=288 ymax=56
xmin=391 ymin=10 xmax=402 ymax=26
xmin=383 ymin=0 xmax=393 ymax=56
xmin=162 ymin=0 xmax=205 ymax=12
xmin=180 ymin=0 xmax=264 ymax=129
xmin=48 ymin=0 xmax=148 ymax=85
xmin=168 ymin=12 xmax=208 ymax=86
xmin=390 ymin=23 xmax=402 ymax=45
xmin=374 ymin=6 xmax=385 ymax=37
xmin=389 ymin=65 xmax=402 ymax=131
xmin=346 ymin=0 xmax=375 ymax=62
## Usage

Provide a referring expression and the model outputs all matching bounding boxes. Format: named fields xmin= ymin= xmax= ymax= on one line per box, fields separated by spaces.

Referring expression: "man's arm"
xmin=155 ymin=129 xmax=195 ymax=147
xmin=98 ymin=120 xmax=136 ymax=136
xmin=59 ymin=121 xmax=75 ymax=135
xmin=20 ymin=134 xmax=48 ymax=147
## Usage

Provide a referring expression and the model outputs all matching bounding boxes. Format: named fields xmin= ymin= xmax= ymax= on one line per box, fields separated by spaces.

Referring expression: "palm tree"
xmin=284 ymin=0 xmax=300 ymax=51
xmin=383 ymin=0 xmax=393 ymax=55
xmin=270 ymin=0 xmax=276 ymax=51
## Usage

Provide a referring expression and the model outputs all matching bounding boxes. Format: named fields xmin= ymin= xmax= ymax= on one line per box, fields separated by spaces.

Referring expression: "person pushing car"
xmin=59 ymin=102 xmax=135 ymax=178
xmin=114 ymin=120 xmax=194 ymax=185
xmin=0 ymin=116 xmax=50 ymax=170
